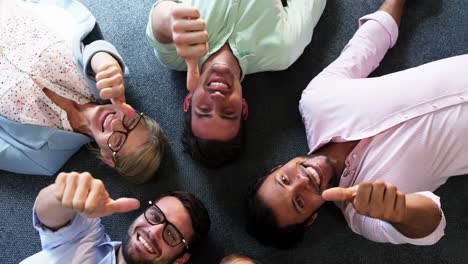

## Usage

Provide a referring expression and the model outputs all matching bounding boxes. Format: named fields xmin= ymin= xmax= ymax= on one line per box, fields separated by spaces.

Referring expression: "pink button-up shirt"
xmin=300 ymin=11 xmax=468 ymax=245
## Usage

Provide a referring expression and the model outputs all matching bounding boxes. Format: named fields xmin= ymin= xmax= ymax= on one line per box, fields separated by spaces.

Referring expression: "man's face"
xmin=256 ymin=155 xmax=338 ymax=227
xmin=123 ymin=196 xmax=194 ymax=264
xmin=186 ymin=63 xmax=247 ymax=141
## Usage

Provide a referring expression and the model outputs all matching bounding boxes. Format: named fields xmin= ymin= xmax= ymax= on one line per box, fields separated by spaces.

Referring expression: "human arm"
xmin=35 ymin=171 xmax=140 ymax=231
xmin=322 ymin=180 xmax=442 ymax=239
xmin=149 ymin=0 xmax=208 ymax=91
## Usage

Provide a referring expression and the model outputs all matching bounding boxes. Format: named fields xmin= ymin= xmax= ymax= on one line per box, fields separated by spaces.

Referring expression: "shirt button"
xmin=352 ymin=153 xmax=357 ymax=159
xmin=432 ymin=105 xmax=437 ymax=109
xmin=460 ymin=96 xmax=465 ymax=100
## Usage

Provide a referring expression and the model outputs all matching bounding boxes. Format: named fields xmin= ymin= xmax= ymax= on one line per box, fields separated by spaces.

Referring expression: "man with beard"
xmin=146 ymin=0 xmax=327 ymax=167
xmin=246 ymin=0 xmax=468 ymax=248
xmin=21 ymin=172 xmax=210 ymax=263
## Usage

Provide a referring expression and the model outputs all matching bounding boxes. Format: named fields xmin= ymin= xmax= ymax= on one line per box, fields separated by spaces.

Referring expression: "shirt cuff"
xmin=359 ymin=10 xmax=399 ymax=48
xmin=379 ymin=191 xmax=446 ymax=245
xmin=32 ymin=201 xmax=100 ymax=250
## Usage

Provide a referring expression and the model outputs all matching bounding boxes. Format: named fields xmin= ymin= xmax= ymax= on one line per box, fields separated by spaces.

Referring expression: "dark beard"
xmin=121 ymin=231 xmax=180 ymax=264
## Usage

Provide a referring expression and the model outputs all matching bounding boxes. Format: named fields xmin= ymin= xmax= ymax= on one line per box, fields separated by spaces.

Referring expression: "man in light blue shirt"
xmin=21 ymin=172 xmax=210 ymax=264
xmin=147 ymin=0 xmax=327 ymax=167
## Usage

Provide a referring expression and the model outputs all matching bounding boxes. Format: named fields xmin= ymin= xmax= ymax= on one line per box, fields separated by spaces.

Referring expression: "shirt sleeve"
xmin=81 ymin=40 xmax=128 ymax=100
xmin=341 ymin=191 xmax=446 ymax=245
xmin=319 ymin=10 xmax=399 ymax=80
xmin=32 ymin=202 xmax=105 ymax=250
xmin=146 ymin=0 xmax=187 ymax=71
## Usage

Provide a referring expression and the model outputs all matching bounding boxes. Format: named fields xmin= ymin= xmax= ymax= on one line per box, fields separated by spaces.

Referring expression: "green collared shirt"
xmin=147 ymin=0 xmax=326 ymax=80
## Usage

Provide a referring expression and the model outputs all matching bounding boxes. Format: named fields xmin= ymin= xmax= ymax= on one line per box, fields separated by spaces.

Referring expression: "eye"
xmin=281 ymin=175 xmax=289 ymax=185
xmin=199 ymin=106 xmax=210 ymax=113
xmin=295 ymin=197 xmax=305 ymax=209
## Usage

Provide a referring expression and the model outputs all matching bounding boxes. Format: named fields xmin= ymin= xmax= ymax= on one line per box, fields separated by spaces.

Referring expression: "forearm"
xmin=151 ymin=1 xmax=179 ymax=43
xmin=391 ymin=193 xmax=442 ymax=238
xmin=35 ymin=185 xmax=75 ymax=231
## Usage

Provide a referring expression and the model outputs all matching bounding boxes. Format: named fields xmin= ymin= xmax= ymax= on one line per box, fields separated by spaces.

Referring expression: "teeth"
xmin=306 ymin=167 xmax=321 ymax=186
xmin=138 ymin=235 xmax=154 ymax=253
xmin=209 ymin=81 xmax=228 ymax=88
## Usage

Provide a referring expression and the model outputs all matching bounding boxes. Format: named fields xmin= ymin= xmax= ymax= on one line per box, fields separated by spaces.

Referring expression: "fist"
xmin=322 ymin=180 xmax=407 ymax=223
xmin=92 ymin=52 xmax=125 ymax=102
xmin=53 ymin=172 xmax=140 ymax=218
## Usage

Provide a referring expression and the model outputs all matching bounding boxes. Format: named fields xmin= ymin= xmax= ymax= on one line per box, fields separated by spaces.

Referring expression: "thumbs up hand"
xmin=53 ymin=172 xmax=140 ymax=218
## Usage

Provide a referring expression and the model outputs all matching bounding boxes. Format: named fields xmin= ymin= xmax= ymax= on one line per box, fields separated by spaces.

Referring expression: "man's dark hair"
xmin=156 ymin=191 xmax=211 ymax=252
xmin=245 ymin=173 xmax=307 ymax=249
xmin=182 ymin=105 xmax=244 ymax=168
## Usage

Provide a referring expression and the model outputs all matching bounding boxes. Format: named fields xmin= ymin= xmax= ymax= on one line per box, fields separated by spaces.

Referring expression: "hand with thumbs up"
xmin=169 ymin=5 xmax=209 ymax=91
xmin=322 ymin=180 xmax=407 ymax=224
xmin=52 ymin=172 xmax=140 ymax=219
xmin=322 ymin=180 xmax=442 ymax=238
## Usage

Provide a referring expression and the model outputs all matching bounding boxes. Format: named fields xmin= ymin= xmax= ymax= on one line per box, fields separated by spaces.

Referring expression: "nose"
xmin=209 ymin=91 xmax=226 ymax=101
xmin=147 ymin=223 xmax=165 ymax=241
xmin=110 ymin=118 xmax=125 ymax=132
xmin=292 ymin=174 xmax=310 ymax=190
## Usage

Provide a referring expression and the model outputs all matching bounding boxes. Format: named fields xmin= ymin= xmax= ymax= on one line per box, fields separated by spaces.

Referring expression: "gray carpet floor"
xmin=1 ymin=0 xmax=468 ymax=263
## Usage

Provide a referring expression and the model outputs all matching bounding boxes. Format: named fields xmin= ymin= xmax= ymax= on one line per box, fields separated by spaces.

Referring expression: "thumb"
xmin=186 ymin=58 xmax=200 ymax=92
xmin=322 ymin=185 xmax=358 ymax=202
xmin=107 ymin=198 xmax=140 ymax=214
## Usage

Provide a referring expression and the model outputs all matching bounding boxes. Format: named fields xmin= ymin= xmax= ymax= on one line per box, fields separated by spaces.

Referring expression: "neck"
xmin=202 ymin=43 xmax=242 ymax=80
xmin=314 ymin=141 xmax=360 ymax=180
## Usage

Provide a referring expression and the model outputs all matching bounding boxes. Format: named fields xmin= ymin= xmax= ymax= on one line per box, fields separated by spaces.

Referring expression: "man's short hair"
xmin=182 ymin=105 xmax=244 ymax=168
xmin=245 ymin=173 xmax=307 ymax=249
xmin=155 ymin=191 xmax=211 ymax=251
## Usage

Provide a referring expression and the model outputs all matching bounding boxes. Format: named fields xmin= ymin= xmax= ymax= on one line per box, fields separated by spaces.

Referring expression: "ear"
xmin=174 ymin=252 xmax=191 ymax=264
xmin=100 ymin=149 xmax=116 ymax=168
xmin=304 ymin=212 xmax=318 ymax=227
xmin=241 ymin=98 xmax=248 ymax=120
xmin=184 ymin=92 xmax=193 ymax=112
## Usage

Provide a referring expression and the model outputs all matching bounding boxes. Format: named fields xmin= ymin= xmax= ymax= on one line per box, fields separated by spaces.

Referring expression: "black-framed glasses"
xmin=107 ymin=112 xmax=144 ymax=163
xmin=144 ymin=201 xmax=189 ymax=251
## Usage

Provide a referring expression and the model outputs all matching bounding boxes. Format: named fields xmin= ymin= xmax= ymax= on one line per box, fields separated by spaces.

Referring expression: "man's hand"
xmin=53 ymin=172 xmax=140 ymax=218
xmin=169 ymin=5 xmax=208 ymax=91
xmin=322 ymin=180 xmax=407 ymax=223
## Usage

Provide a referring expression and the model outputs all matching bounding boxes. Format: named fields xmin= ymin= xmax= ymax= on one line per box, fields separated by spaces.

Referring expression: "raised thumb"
xmin=186 ymin=58 xmax=200 ymax=92
xmin=322 ymin=186 xmax=358 ymax=202
xmin=108 ymin=198 xmax=141 ymax=214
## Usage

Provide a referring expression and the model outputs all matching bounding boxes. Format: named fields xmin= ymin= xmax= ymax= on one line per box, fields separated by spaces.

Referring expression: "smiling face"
xmin=256 ymin=155 xmax=338 ymax=227
xmin=186 ymin=63 xmax=248 ymax=141
xmin=83 ymin=104 xmax=151 ymax=166
xmin=122 ymin=196 xmax=194 ymax=264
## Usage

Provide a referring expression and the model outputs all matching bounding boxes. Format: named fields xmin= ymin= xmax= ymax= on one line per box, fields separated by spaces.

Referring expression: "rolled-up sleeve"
xmin=342 ymin=191 xmax=446 ymax=245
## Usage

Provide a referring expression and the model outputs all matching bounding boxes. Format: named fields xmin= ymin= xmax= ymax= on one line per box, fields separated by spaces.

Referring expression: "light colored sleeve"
xmin=279 ymin=0 xmax=327 ymax=68
xmin=145 ymin=0 xmax=187 ymax=71
xmin=319 ymin=10 xmax=399 ymax=80
xmin=81 ymin=40 xmax=128 ymax=100
xmin=341 ymin=191 xmax=446 ymax=245
xmin=32 ymin=202 xmax=106 ymax=250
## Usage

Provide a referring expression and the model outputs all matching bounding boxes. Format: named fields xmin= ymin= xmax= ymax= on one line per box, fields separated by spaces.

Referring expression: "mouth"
xmin=206 ymin=77 xmax=231 ymax=94
xmin=100 ymin=112 xmax=116 ymax=132
xmin=300 ymin=163 xmax=323 ymax=191
xmin=136 ymin=232 xmax=159 ymax=256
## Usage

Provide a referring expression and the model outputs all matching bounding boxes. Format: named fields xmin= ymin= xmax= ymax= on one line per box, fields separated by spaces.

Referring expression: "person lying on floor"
xmin=21 ymin=171 xmax=210 ymax=264
xmin=246 ymin=0 xmax=468 ymax=248
xmin=0 ymin=0 xmax=166 ymax=183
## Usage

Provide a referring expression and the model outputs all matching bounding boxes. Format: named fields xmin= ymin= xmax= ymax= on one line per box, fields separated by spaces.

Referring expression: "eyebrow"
xmin=275 ymin=178 xmax=301 ymax=214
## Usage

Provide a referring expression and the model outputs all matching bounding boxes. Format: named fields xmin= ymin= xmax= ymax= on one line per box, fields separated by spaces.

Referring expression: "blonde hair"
xmin=220 ymin=254 xmax=258 ymax=264
xmin=92 ymin=115 xmax=167 ymax=184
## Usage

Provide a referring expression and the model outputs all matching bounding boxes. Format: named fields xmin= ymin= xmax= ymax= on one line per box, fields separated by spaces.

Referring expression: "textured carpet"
xmin=1 ymin=0 xmax=468 ymax=263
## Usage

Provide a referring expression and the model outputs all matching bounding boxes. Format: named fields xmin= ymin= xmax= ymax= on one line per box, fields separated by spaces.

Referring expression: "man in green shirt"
xmin=147 ymin=0 xmax=327 ymax=167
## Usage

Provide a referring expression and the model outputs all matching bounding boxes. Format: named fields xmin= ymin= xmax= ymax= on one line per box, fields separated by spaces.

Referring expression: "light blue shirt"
xmin=21 ymin=206 xmax=119 ymax=264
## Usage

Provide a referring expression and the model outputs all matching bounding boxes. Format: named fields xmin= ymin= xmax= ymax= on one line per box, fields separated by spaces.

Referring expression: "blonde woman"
xmin=0 ymin=0 xmax=166 ymax=183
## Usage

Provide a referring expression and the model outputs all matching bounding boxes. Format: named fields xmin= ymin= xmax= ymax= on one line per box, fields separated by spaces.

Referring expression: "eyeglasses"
xmin=107 ymin=112 xmax=144 ymax=164
xmin=144 ymin=201 xmax=190 ymax=251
